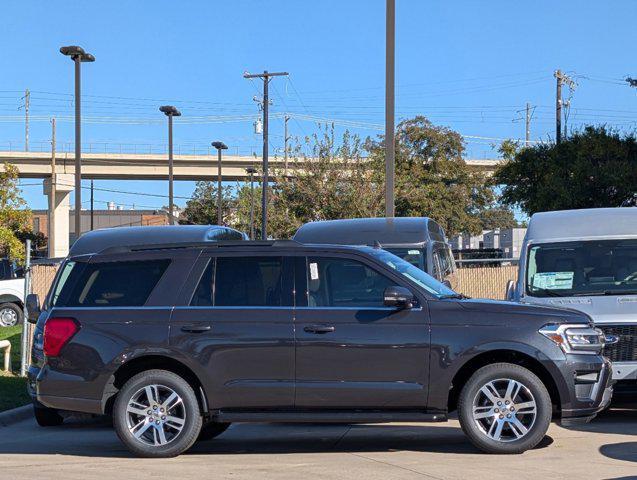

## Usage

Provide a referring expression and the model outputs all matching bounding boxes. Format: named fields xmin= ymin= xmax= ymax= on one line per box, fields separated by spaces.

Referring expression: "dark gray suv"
xmin=27 ymin=226 xmax=613 ymax=457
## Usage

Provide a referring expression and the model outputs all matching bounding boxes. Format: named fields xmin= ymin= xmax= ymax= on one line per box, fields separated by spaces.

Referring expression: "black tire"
xmin=33 ymin=403 xmax=64 ymax=427
xmin=113 ymin=369 xmax=203 ymax=458
xmin=0 ymin=302 xmax=22 ymax=327
xmin=197 ymin=421 xmax=230 ymax=442
xmin=458 ymin=363 xmax=552 ymax=454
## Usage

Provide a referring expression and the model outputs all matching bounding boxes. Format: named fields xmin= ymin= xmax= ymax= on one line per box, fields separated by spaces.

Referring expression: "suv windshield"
xmin=526 ymin=239 xmax=637 ymax=297
xmin=368 ymin=248 xmax=456 ymax=298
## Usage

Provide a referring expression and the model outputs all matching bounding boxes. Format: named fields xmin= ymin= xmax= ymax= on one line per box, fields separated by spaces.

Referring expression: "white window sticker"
xmin=408 ymin=249 xmax=420 ymax=255
xmin=532 ymin=272 xmax=574 ymax=290
xmin=309 ymin=262 xmax=319 ymax=280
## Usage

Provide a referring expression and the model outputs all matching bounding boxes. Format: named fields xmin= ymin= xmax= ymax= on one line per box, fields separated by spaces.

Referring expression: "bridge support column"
xmin=43 ymin=173 xmax=74 ymax=258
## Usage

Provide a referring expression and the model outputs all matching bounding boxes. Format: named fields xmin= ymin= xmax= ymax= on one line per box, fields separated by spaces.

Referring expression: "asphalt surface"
xmin=0 ymin=409 xmax=636 ymax=480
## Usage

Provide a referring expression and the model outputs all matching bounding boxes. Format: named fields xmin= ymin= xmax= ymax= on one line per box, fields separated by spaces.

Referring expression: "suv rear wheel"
xmin=113 ymin=369 xmax=203 ymax=458
xmin=458 ymin=363 xmax=552 ymax=454
xmin=33 ymin=402 xmax=64 ymax=427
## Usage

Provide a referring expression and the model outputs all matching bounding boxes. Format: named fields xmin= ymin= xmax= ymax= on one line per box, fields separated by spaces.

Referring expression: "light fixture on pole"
xmin=246 ymin=166 xmax=257 ymax=240
xmin=159 ymin=105 xmax=181 ymax=225
xmin=211 ymin=141 xmax=228 ymax=225
xmin=59 ymin=45 xmax=95 ymax=240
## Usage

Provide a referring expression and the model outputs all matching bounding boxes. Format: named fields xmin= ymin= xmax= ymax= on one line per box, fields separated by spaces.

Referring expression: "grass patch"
xmin=0 ymin=372 xmax=29 ymax=412
xmin=0 ymin=325 xmax=23 ymax=368
xmin=0 ymin=325 xmax=30 ymax=412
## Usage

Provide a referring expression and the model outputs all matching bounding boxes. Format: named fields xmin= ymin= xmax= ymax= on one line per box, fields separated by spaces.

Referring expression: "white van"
xmin=507 ymin=208 xmax=637 ymax=388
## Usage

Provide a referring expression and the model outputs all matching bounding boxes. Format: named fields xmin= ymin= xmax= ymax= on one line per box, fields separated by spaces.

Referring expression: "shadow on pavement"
xmin=599 ymin=442 xmax=637 ymax=464
xmin=565 ymin=407 xmax=637 ymax=435
xmin=0 ymin=419 xmax=554 ymax=458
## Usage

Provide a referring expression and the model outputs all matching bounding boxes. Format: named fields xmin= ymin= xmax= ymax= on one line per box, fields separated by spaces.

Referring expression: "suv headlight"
xmin=539 ymin=324 xmax=605 ymax=355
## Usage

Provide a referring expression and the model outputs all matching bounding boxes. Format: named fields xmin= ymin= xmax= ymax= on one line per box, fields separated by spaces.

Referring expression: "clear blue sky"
xmin=2 ymin=0 xmax=636 ymax=211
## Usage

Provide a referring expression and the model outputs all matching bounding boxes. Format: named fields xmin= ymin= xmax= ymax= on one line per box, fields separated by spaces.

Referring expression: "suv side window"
xmin=62 ymin=259 xmax=170 ymax=307
xmin=307 ymin=256 xmax=395 ymax=308
xmin=192 ymin=256 xmax=286 ymax=307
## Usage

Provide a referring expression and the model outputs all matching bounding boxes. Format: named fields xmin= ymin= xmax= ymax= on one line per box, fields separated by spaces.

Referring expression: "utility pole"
xmin=554 ymin=70 xmax=577 ymax=144
xmin=555 ymin=70 xmax=563 ymax=144
xmin=90 ymin=180 xmax=94 ymax=231
xmin=284 ymin=114 xmax=290 ymax=176
xmin=385 ymin=0 xmax=396 ymax=217
xmin=23 ymin=89 xmax=30 ymax=151
xmin=525 ymin=102 xmax=531 ymax=146
xmin=243 ymin=70 xmax=288 ymax=240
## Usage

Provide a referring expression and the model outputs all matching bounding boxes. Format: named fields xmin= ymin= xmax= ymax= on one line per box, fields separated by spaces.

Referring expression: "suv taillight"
xmin=43 ymin=317 xmax=80 ymax=357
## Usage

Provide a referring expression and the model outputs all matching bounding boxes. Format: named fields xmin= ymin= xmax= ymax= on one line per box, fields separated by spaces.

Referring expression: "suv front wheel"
xmin=458 ymin=363 xmax=552 ymax=454
xmin=113 ymin=369 xmax=203 ymax=458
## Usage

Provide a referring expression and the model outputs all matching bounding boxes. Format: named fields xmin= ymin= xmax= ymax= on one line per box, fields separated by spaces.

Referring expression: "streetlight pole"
xmin=243 ymin=70 xmax=288 ymax=239
xmin=246 ymin=166 xmax=257 ymax=240
xmin=60 ymin=45 xmax=95 ymax=240
xmin=385 ymin=0 xmax=395 ymax=217
xmin=159 ymin=105 xmax=181 ymax=225
xmin=211 ymin=141 xmax=228 ymax=225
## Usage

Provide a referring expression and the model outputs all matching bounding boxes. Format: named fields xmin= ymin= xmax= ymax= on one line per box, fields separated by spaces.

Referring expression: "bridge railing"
xmin=0 ymin=141 xmax=267 ymax=157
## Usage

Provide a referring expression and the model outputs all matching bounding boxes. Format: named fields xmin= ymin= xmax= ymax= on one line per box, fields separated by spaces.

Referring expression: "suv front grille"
xmin=600 ymin=325 xmax=637 ymax=362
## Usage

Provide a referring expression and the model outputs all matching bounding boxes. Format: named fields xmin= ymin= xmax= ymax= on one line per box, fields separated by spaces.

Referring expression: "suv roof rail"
xmin=86 ymin=238 xmax=305 ymax=256
xmin=69 ymin=225 xmax=249 ymax=256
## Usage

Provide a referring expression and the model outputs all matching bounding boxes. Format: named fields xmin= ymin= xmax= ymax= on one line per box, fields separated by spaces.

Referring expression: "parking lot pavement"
xmin=0 ymin=409 xmax=636 ymax=480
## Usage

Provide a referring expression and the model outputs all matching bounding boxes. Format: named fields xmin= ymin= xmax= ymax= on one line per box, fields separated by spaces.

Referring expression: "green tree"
xmin=367 ymin=116 xmax=494 ymax=236
xmin=0 ymin=162 xmax=31 ymax=261
xmin=262 ymin=126 xmax=383 ymax=238
xmin=494 ymin=126 xmax=637 ymax=214
xmin=478 ymin=206 xmax=521 ymax=230
xmin=232 ymin=183 xmax=263 ymax=239
xmin=179 ymin=181 xmax=235 ymax=226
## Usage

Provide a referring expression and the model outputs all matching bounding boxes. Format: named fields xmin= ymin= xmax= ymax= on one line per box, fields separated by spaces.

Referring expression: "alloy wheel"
xmin=125 ymin=384 xmax=186 ymax=446
xmin=472 ymin=378 xmax=537 ymax=442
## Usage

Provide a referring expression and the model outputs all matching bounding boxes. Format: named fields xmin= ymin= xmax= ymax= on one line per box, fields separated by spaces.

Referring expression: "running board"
xmin=213 ymin=410 xmax=447 ymax=424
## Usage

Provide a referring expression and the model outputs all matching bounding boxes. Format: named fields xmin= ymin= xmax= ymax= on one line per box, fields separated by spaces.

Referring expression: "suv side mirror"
xmin=26 ymin=294 xmax=41 ymax=324
xmin=384 ymin=286 xmax=415 ymax=309
xmin=505 ymin=280 xmax=516 ymax=301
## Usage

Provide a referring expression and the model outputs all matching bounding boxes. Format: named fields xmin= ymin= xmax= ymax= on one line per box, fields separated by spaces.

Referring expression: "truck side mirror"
xmin=26 ymin=294 xmax=41 ymax=324
xmin=505 ymin=280 xmax=516 ymax=301
xmin=384 ymin=286 xmax=415 ymax=309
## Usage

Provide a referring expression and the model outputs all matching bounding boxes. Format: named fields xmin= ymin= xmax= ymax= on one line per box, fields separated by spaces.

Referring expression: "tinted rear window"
xmin=191 ymin=256 xmax=285 ymax=307
xmin=55 ymin=259 xmax=170 ymax=307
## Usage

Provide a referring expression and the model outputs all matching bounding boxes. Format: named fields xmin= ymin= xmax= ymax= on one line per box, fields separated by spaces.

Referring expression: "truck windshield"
xmin=526 ymin=239 xmax=637 ymax=297
xmin=385 ymin=248 xmax=426 ymax=271
xmin=368 ymin=249 xmax=456 ymax=298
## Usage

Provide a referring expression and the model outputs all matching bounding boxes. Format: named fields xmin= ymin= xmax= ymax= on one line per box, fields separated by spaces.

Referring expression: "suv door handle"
xmin=181 ymin=325 xmax=211 ymax=333
xmin=304 ymin=325 xmax=335 ymax=334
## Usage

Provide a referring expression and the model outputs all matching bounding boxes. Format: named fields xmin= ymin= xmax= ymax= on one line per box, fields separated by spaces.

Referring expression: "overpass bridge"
xmin=1 ymin=151 xmax=501 ymax=180
xmin=0 ymin=150 xmax=502 ymax=257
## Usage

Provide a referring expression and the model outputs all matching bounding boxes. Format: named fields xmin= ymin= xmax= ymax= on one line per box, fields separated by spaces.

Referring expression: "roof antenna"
xmin=373 ymin=240 xmax=383 ymax=249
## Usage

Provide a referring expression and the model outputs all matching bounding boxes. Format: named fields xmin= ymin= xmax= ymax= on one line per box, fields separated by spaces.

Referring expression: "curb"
xmin=0 ymin=404 xmax=32 ymax=427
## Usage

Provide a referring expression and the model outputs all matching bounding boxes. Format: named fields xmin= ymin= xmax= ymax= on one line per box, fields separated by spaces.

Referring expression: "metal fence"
xmin=456 ymin=265 xmax=517 ymax=300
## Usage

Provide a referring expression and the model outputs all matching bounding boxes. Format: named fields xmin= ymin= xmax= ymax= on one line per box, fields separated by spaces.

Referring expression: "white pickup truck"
xmin=0 ymin=258 xmax=24 ymax=327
